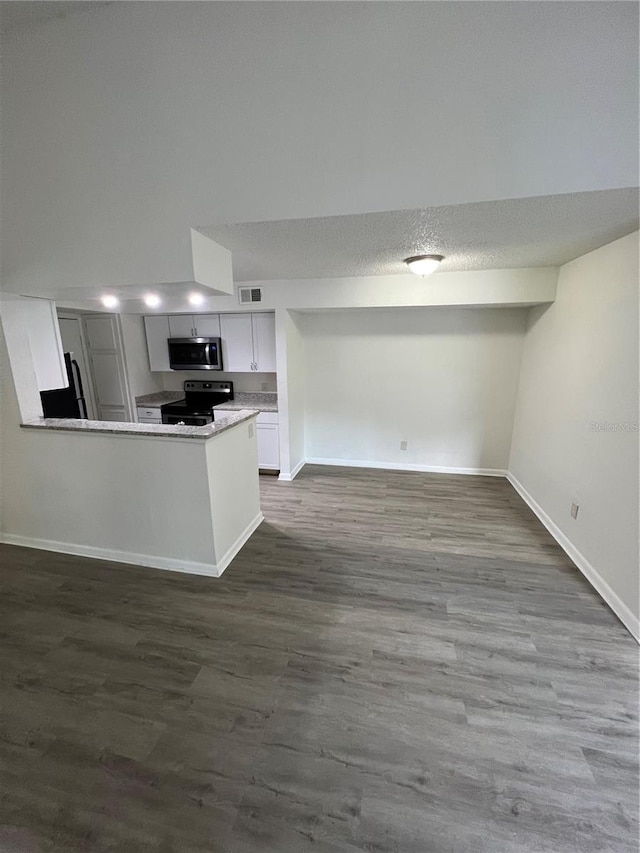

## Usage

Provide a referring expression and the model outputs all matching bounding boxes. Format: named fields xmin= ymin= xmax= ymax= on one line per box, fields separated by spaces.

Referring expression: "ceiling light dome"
xmin=404 ymin=254 xmax=444 ymax=276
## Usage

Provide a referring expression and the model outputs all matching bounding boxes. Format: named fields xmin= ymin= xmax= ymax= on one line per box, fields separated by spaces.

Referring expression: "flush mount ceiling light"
xmin=143 ymin=293 xmax=161 ymax=308
xmin=101 ymin=295 xmax=119 ymax=308
xmin=404 ymin=254 xmax=444 ymax=276
xmin=188 ymin=292 xmax=205 ymax=306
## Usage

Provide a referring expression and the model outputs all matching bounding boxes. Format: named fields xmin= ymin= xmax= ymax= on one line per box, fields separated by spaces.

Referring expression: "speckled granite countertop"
xmin=213 ymin=392 xmax=278 ymax=413
xmin=21 ymin=410 xmax=259 ymax=440
xmin=135 ymin=391 xmax=184 ymax=406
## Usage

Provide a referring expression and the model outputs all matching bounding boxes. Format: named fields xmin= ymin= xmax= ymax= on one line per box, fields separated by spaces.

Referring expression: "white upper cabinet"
xmin=144 ymin=315 xmax=171 ymax=371
xmin=219 ymin=312 xmax=276 ymax=373
xmin=193 ymin=314 xmax=221 ymax=337
xmin=219 ymin=313 xmax=255 ymax=372
xmin=168 ymin=314 xmax=195 ymax=338
xmin=22 ymin=297 xmax=67 ymax=391
xmin=168 ymin=314 xmax=221 ymax=338
xmin=251 ymin=313 xmax=277 ymax=372
xmin=143 ymin=311 xmax=275 ymax=373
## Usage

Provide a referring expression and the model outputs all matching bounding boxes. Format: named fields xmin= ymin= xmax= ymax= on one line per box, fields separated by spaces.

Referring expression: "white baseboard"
xmin=506 ymin=473 xmax=640 ymax=643
xmin=0 ymin=515 xmax=264 ymax=579
xmin=278 ymin=458 xmax=306 ymax=482
xmin=214 ymin=512 xmax=264 ymax=576
xmin=305 ymin=457 xmax=507 ymax=477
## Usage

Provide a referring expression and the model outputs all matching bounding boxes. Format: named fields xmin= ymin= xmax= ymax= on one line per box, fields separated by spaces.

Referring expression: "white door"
xmin=85 ymin=316 xmax=118 ymax=349
xmin=91 ymin=353 xmax=128 ymax=406
xmin=98 ymin=408 xmax=128 ymax=422
xmin=58 ymin=316 xmax=97 ymax=418
xmin=168 ymin=315 xmax=195 ymax=338
xmin=193 ymin=314 xmax=220 ymax=337
xmin=252 ymin=313 xmax=277 ymax=372
xmin=144 ymin=315 xmax=171 ymax=371
xmin=220 ymin=313 xmax=254 ymax=372
xmin=83 ymin=314 xmax=133 ymax=422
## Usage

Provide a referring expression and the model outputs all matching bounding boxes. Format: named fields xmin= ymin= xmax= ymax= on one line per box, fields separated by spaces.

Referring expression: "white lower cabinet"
xmin=256 ymin=421 xmax=280 ymax=470
xmin=214 ymin=409 xmax=280 ymax=471
xmin=137 ymin=406 xmax=162 ymax=424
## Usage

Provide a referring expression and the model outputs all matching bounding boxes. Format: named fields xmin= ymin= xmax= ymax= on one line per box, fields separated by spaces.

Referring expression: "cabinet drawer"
xmin=213 ymin=409 xmax=237 ymax=422
xmin=137 ymin=407 xmax=161 ymax=419
xmin=257 ymin=411 xmax=278 ymax=425
xmin=139 ymin=417 xmax=162 ymax=425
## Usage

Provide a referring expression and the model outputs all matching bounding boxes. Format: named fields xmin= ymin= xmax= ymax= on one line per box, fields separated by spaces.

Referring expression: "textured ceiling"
xmin=202 ymin=189 xmax=639 ymax=282
xmin=0 ymin=2 xmax=110 ymax=36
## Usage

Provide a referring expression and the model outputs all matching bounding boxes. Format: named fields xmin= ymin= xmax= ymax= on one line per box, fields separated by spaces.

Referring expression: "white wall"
xmin=0 ymin=324 xmax=261 ymax=575
xmin=275 ymin=310 xmax=306 ymax=480
xmin=302 ymin=307 xmax=527 ymax=473
xmin=285 ymin=312 xmax=306 ymax=477
xmin=207 ymin=418 xmax=261 ymax=566
xmin=118 ymin=314 xmax=164 ymax=403
xmin=1 ymin=2 xmax=637 ymax=294
xmin=0 ymin=349 xmax=214 ymax=568
xmin=509 ymin=232 xmax=639 ymax=638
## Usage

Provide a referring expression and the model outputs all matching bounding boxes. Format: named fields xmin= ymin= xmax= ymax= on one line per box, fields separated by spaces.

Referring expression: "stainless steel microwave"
xmin=168 ymin=337 xmax=223 ymax=370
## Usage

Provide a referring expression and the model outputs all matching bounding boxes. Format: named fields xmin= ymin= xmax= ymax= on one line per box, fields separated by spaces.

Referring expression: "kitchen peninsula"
xmin=11 ymin=409 xmax=263 ymax=577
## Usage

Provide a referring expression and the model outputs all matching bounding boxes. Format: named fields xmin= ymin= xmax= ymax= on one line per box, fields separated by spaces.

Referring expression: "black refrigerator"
xmin=40 ymin=352 xmax=88 ymax=419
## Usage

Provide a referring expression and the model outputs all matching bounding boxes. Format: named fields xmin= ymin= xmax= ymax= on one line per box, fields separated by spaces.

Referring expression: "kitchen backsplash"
xmin=160 ymin=371 xmax=277 ymax=394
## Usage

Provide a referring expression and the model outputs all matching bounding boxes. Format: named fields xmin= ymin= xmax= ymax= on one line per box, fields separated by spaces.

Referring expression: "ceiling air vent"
xmin=238 ymin=286 xmax=263 ymax=305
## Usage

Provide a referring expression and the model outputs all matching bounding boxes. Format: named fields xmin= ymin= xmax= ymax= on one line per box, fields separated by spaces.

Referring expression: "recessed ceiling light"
xmin=188 ymin=292 xmax=205 ymax=306
xmin=404 ymin=254 xmax=445 ymax=276
xmin=101 ymin=295 xmax=119 ymax=308
xmin=144 ymin=293 xmax=161 ymax=308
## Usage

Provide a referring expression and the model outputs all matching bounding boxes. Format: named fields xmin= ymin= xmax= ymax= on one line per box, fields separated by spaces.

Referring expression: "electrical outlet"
xmin=571 ymin=502 xmax=579 ymax=519
xmin=400 ymin=440 xmax=408 ymax=451
xmin=261 ymin=382 xmax=268 ymax=391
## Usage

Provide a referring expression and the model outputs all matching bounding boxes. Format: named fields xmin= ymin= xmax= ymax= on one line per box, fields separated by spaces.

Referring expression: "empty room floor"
xmin=0 ymin=466 xmax=638 ymax=852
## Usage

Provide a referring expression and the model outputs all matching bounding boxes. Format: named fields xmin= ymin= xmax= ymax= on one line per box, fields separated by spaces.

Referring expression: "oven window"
xmin=164 ymin=414 xmax=211 ymax=426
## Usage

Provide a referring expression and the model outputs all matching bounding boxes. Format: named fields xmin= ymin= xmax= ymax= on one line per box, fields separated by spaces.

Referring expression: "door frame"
xmin=57 ymin=312 xmax=98 ymax=419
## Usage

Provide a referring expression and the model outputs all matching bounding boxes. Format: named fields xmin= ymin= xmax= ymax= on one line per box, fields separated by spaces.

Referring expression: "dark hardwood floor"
xmin=1 ymin=466 xmax=638 ymax=852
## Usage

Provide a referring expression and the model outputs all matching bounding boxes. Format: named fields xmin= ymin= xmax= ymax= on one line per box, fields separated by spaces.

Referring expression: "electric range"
xmin=161 ymin=380 xmax=234 ymax=426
